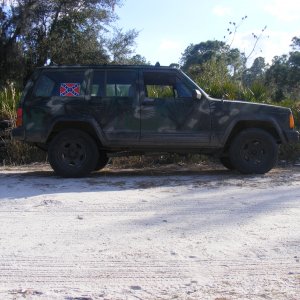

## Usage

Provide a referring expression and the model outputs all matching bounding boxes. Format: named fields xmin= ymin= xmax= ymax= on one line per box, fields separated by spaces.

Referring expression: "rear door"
xmin=88 ymin=69 xmax=140 ymax=145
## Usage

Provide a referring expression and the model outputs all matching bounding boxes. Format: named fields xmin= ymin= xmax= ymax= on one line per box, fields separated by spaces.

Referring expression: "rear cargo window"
xmin=34 ymin=75 xmax=55 ymax=97
xmin=33 ymin=70 xmax=86 ymax=97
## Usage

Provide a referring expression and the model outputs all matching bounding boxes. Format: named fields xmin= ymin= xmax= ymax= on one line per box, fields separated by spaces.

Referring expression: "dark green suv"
xmin=12 ymin=65 xmax=299 ymax=177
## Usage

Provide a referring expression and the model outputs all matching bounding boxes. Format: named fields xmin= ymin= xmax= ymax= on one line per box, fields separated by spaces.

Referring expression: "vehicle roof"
xmin=37 ymin=64 xmax=178 ymax=70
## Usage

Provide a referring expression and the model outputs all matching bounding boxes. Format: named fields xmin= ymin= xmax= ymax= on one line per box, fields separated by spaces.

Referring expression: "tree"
xmin=0 ymin=0 xmax=138 ymax=86
xmin=0 ymin=0 xmax=39 ymax=85
xmin=291 ymin=36 xmax=300 ymax=50
xmin=288 ymin=37 xmax=300 ymax=90
xmin=265 ymin=36 xmax=300 ymax=101
xmin=242 ymin=57 xmax=267 ymax=86
xmin=188 ymin=58 xmax=239 ymax=99
xmin=181 ymin=40 xmax=228 ymax=70
xmin=123 ymin=54 xmax=150 ymax=65
xmin=180 ymin=40 xmax=246 ymax=79
xmin=107 ymin=28 xmax=138 ymax=63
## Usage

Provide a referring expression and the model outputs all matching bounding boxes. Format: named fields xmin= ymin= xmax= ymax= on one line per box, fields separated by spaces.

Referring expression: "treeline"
xmin=1 ymin=1 xmax=300 ymax=105
xmin=0 ymin=0 xmax=145 ymax=88
xmin=181 ymin=39 xmax=300 ymax=104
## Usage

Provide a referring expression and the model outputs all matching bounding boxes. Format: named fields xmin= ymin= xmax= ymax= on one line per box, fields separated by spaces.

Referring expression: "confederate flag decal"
xmin=60 ymin=83 xmax=80 ymax=97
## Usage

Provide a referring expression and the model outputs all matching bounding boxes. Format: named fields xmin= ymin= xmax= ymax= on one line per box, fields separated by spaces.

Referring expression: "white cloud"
xmin=212 ymin=5 xmax=232 ymax=17
xmin=264 ymin=0 xmax=300 ymax=22
xmin=260 ymin=30 xmax=296 ymax=62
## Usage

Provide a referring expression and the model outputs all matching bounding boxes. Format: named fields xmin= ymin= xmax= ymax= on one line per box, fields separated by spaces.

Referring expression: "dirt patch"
xmin=0 ymin=164 xmax=300 ymax=299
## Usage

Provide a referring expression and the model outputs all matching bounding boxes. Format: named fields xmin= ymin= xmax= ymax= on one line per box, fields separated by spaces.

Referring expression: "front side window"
xmin=33 ymin=70 xmax=86 ymax=97
xmin=143 ymin=71 xmax=192 ymax=99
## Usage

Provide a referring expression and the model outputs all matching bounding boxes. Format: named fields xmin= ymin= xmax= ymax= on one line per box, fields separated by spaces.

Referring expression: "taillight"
xmin=289 ymin=113 xmax=295 ymax=129
xmin=16 ymin=107 xmax=23 ymax=127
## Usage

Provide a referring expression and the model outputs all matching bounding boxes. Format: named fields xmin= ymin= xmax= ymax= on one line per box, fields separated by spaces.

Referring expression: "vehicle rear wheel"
xmin=48 ymin=129 xmax=99 ymax=178
xmin=229 ymin=128 xmax=278 ymax=174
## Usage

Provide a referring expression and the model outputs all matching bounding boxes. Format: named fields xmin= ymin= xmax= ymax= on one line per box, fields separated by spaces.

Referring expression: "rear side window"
xmin=107 ymin=71 xmax=136 ymax=97
xmin=33 ymin=70 xmax=86 ymax=97
xmin=91 ymin=70 xmax=137 ymax=98
xmin=91 ymin=71 xmax=105 ymax=96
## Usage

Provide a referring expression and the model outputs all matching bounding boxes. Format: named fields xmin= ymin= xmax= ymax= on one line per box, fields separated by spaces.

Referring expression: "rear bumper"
xmin=11 ymin=127 xmax=25 ymax=141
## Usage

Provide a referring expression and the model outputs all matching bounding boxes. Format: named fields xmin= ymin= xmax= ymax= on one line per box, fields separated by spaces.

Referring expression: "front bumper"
xmin=284 ymin=129 xmax=299 ymax=144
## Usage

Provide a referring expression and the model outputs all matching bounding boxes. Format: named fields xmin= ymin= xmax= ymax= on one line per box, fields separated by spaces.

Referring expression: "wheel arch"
xmin=223 ymin=119 xmax=283 ymax=152
xmin=46 ymin=118 xmax=106 ymax=149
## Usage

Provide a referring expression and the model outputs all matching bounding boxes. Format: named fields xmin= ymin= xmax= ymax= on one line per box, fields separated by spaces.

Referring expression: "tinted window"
xmin=34 ymin=75 xmax=55 ymax=97
xmin=106 ymin=71 xmax=136 ymax=97
xmin=91 ymin=71 xmax=105 ymax=96
xmin=91 ymin=70 xmax=137 ymax=98
xmin=33 ymin=70 xmax=86 ymax=97
xmin=143 ymin=71 xmax=192 ymax=98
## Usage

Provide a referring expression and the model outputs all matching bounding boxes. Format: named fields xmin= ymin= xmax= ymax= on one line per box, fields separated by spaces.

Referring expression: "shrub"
xmin=0 ymin=84 xmax=47 ymax=165
xmin=0 ymin=83 xmax=20 ymax=121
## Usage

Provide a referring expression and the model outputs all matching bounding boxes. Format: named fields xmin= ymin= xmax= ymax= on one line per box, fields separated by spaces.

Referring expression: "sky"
xmin=115 ymin=0 xmax=300 ymax=66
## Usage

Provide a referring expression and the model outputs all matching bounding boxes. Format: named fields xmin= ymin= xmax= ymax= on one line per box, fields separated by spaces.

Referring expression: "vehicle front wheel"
xmin=229 ymin=128 xmax=278 ymax=174
xmin=48 ymin=129 xmax=99 ymax=178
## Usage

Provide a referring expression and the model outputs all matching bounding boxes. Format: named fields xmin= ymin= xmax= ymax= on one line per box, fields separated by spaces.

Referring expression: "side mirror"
xmin=192 ymin=89 xmax=202 ymax=100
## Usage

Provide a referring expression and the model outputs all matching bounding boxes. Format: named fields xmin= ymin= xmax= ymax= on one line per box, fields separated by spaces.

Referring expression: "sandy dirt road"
xmin=0 ymin=164 xmax=299 ymax=299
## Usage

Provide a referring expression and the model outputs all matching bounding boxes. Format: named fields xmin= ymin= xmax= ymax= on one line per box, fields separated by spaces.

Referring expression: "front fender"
xmin=220 ymin=116 xmax=286 ymax=146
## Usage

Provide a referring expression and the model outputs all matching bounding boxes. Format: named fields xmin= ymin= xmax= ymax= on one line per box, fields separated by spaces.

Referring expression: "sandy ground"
xmin=0 ymin=164 xmax=300 ymax=300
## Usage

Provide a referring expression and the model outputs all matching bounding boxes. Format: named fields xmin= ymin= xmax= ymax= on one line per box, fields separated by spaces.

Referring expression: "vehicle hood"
xmin=211 ymin=98 xmax=291 ymax=116
xmin=208 ymin=97 xmax=292 ymax=133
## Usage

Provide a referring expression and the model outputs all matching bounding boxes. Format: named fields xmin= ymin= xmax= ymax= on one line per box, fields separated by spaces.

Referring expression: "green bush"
xmin=0 ymin=84 xmax=47 ymax=165
xmin=275 ymin=99 xmax=300 ymax=127
xmin=0 ymin=83 xmax=20 ymax=121
xmin=274 ymin=99 xmax=300 ymax=161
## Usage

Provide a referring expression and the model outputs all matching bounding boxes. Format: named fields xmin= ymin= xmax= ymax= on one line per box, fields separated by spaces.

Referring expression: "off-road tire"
xmin=48 ymin=129 xmax=99 ymax=178
xmin=229 ymin=128 xmax=278 ymax=174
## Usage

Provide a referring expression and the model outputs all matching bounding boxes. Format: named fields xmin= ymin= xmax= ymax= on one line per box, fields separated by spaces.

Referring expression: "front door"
xmin=140 ymin=69 xmax=211 ymax=147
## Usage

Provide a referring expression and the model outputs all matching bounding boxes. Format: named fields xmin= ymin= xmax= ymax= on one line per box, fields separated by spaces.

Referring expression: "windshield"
xmin=179 ymin=70 xmax=209 ymax=98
